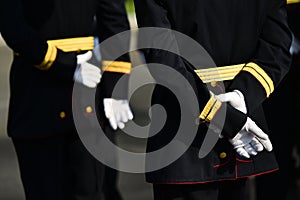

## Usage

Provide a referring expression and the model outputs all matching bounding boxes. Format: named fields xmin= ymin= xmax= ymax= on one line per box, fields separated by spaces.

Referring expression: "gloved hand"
xmin=216 ymin=90 xmax=247 ymax=113
xmin=216 ymin=90 xmax=273 ymax=158
xmin=230 ymin=117 xmax=273 ymax=158
xmin=103 ymin=98 xmax=134 ymax=130
xmin=74 ymin=51 xmax=101 ymax=88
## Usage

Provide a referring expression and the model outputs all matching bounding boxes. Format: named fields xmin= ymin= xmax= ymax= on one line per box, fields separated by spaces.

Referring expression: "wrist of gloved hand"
xmin=215 ymin=89 xmax=247 ymax=114
xmin=211 ymin=102 xmax=247 ymax=138
xmin=212 ymin=90 xmax=248 ymax=138
xmin=103 ymin=98 xmax=134 ymax=130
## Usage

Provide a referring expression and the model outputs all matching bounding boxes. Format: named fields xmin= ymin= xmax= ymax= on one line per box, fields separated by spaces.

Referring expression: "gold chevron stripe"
xmin=194 ymin=64 xmax=244 ymax=83
xmin=47 ymin=36 xmax=94 ymax=52
xmin=242 ymin=62 xmax=274 ymax=97
xmin=287 ymin=0 xmax=300 ymax=4
xmin=199 ymin=92 xmax=222 ymax=123
xmin=37 ymin=42 xmax=57 ymax=70
xmin=102 ymin=60 xmax=132 ymax=74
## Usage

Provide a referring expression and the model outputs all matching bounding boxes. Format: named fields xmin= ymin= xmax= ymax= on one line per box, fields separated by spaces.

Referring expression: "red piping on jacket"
xmin=151 ymin=168 xmax=279 ymax=185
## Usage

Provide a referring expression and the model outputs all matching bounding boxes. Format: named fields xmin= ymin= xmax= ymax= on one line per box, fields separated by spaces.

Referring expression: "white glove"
xmin=216 ymin=90 xmax=247 ymax=113
xmin=103 ymin=98 xmax=134 ymax=130
xmin=230 ymin=117 xmax=273 ymax=158
xmin=74 ymin=51 xmax=101 ymax=88
xmin=216 ymin=90 xmax=273 ymax=158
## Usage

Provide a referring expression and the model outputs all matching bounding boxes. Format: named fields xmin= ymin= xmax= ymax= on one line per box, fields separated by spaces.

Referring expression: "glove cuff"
xmin=213 ymin=103 xmax=247 ymax=139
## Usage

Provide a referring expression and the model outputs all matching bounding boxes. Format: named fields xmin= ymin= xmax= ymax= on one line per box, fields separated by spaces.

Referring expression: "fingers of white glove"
xmin=250 ymin=138 xmax=264 ymax=152
xmin=83 ymin=69 xmax=101 ymax=80
xmin=257 ymin=137 xmax=273 ymax=152
xmin=127 ymin=109 xmax=134 ymax=120
xmin=238 ymin=131 xmax=254 ymax=145
xmin=104 ymin=101 xmax=119 ymax=130
xmin=82 ymin=80 xmax=97 ymax=88
xmin=235 ymin=147 xmax=250 ymax=158
xmin=115 ymin=112 xmax=121 ymax=123
xmin=103 ymin=99 xmax=113 ymax=118
xmin=215 ymin=92 xmax=234 ymax=103
xmin=117 ymin=121 xmax=125 ymax=129
xmin=246 ymin=118 xmax=269 ymax=140
xmin=119 ymin=100 xmax=133 ymax=121
xmin=74 ymin=66 xmax=101 ymax=88
xmin=123 ymin=102 xmax=134 ymax=120
xmin=231 ymin=131 xmax=253 ymax=147
xmin=233 ymin=90 xmax=244 ymax=101
xmin=217 ymin=91 xmax=239 ymax=104
xmin=230 ymin=140 xmax=244 ymax=150
xmin=120 ymin=110 xmax=129 ymax=123
xmin=81 ymin=63 xmax=101 ymax=76
xmin=216 ymin=91 xmax=246 ymax=113
xmin=77 ymin=51 xmax=93 ymax=64
xmin=215 ymin=93 xmax=226 ymax=102
xmin=86 ymin=64 xmax=101 ymax=74
xmin=108 ymin=115 xmax=118 ymax=130
xmin=244 ymin=143 xmax=257 ymax=156
xmin=84 ymin=74 xmax=101 ymax=85
xmin=232 ymin=90 xmax=247 ymax=113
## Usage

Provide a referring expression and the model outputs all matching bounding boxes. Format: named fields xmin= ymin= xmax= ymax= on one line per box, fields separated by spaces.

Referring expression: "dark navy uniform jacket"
xmin=134 ymin=0 xmax=292 ymax=183
xmin=1 ymin=0 xmax=131 ymax=138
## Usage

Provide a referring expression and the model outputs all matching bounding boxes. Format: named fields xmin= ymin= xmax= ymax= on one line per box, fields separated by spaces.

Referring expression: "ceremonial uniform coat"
xmin=134 ymin=0 xmax=292 ymax=184
xmin=1 ymin=0 xmax=132 ymax=138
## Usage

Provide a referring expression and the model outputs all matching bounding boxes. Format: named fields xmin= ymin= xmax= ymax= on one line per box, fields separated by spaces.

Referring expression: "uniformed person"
xmin=256 ymin=1 xmax=300 ymax=199
xmin=1 ymin=0 xmax=132 ymax=199
xmin=133 ymin=0 xmax=292 ymax=199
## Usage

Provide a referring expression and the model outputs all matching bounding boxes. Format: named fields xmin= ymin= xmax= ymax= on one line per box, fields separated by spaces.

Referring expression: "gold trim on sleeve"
xmin=47 ymin=36 xmax=94 ymax=52
xmin=36 ymin=42 xmax=57 ymax=70
xmin=287 ymin=0 xmax=300 ymax=4
xmin=102 ymin=60 xmax=132 ymax=74
xmin=242 ymin=62 xmax=274 ymax=97
xmin=206 ymin=100 xmax=222 ymax=122
xmin=194 ymin=62 xmax=274 ymax=97
xmin=194 ymin=64 xmax=244 ymax=83
xmin=199 ymin=92 xmax=222 ymax=123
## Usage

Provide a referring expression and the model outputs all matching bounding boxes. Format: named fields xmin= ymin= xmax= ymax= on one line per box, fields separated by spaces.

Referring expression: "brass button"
xmin=219 ymin=152 xmax=227 ymax=159
xmin=59 ymin=111 xmax=66 ymax=119
xmin=210 ymin=81 xmax=217 ymax=87
xmin=86 ymin=106 xmax=93 ymax=113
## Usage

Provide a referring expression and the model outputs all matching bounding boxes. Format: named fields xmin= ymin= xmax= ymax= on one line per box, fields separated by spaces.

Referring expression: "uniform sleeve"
xmin=95 ymin=0 xmax=132 ymax=99
xmin=134 ymin=0 xmax=247 ymax=138
xmin=1 ymin=0 xmax=77 ymax=81
xmin=228 ymin=0 xmax=292 ymax=114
